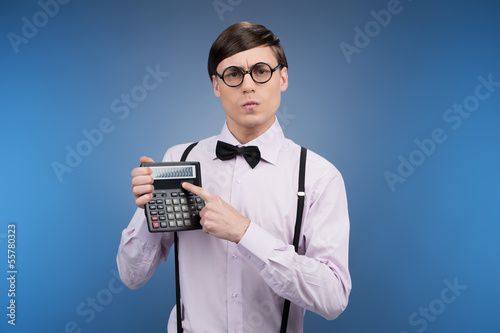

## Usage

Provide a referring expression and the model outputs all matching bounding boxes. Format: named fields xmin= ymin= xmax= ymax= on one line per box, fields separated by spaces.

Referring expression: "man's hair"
xmin=207 ymin=22 xmax=288 ymax=81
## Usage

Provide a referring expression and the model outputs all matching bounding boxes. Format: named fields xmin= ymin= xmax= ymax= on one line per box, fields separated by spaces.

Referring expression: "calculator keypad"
xmin=145 ymin=190 xmax=204 ymax=232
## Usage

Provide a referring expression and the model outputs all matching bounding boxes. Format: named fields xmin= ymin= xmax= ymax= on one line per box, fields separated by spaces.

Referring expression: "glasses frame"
xmin=216 ymin=62 xmax=282 ymax=87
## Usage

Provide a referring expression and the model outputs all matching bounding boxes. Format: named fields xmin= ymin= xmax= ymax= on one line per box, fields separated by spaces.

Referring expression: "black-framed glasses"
xmin=216 ymin=62 xmax=281 ymax=87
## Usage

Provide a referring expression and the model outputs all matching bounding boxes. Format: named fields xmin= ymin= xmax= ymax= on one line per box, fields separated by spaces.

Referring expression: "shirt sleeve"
xmin=116 ymin=208 xmax=174 ymax=289
xmin=116 ymin=145 xmax=189 ymax=289
xmin=237 ymin=168 xmax=351 ymax=320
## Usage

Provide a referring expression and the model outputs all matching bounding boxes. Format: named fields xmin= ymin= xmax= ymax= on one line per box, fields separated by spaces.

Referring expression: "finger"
xmin=198 ymin=215 xmax=210 ymax=235
xmin=131 ymin=166 xmax=153 ymax=178
xmin=198 ymin=204 xmax=207 ymax=219
xmin=133 ymin=184 xmax=155 ymax=198
xmin=182 ymin=182 xmax=214 ymax=202
xmin=139 ymin=156 xmax=155 ymax=164
xmin=131 ymin=175 xmax=154 ymax=188
xmin=135 ymin=193 xmax=153 ymax=208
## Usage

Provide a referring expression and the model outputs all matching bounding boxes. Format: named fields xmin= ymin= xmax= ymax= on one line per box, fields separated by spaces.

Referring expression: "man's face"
xmin=212 ymin=46 xmax=288 ymax=142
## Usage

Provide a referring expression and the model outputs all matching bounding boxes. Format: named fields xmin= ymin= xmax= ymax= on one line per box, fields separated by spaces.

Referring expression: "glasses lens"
xmin=223 ymin=67 xmax=243 ymax=86
xmin=251 ymin=63 xmax=273 ymax=83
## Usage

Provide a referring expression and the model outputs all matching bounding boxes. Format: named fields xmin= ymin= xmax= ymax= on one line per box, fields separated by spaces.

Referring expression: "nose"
xmin=240 ymin=72 xmax=256 ymax=92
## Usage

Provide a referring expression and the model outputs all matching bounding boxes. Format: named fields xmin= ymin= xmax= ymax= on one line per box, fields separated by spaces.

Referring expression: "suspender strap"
xmin=280 ymin=146 xmax=307 ymax=333
xmin=180 ymin=142 xmax=198 ymax=162
xmin=174 ymin=231 xmax=182 ymax=333
xmin=174 ymin=142 xmax=199 ymax=333
xmin=293 ymin=146 xmax=307 ymax=252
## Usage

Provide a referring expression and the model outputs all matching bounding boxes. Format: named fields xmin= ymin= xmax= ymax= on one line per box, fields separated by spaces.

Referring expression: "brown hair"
xmin=207 ymin=22 xmax=288 ymax=81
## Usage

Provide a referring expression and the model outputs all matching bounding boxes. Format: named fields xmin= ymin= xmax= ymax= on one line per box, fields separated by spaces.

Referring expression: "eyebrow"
xmin=222 ymin=62 xmax=273 ymax=70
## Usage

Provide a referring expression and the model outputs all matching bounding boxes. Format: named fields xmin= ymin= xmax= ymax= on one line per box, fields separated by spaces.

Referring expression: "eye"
xmin=223 ymin=67 xmax=241 ymax=79
xmin=253 ymin=64 xmax=271 ymax=76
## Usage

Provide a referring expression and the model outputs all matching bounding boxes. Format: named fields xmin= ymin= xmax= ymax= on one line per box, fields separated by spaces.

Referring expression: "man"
xmin=117 ymin=22 xmax=351 ymax=332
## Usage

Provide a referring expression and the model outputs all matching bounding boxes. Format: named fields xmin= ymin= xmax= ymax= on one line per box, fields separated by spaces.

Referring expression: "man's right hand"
xmin=131 ymin=156 xmax=155 ymax=208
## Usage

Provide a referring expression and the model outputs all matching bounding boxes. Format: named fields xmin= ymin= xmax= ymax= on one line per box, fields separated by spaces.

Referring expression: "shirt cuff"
xmin=237 ymin=221 xmax=284 ymax=270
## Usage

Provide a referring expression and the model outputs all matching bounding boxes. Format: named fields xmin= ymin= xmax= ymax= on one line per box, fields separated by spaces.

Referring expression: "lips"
xmin=242 ymin=100 xmax=259 ymax=110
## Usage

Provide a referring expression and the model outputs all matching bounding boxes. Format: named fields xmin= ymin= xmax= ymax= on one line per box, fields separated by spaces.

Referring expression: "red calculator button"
xmin=152 ymin=222 xmax=160 ymax=229
xmin=151 ymin=216 xmax=159 ymax=221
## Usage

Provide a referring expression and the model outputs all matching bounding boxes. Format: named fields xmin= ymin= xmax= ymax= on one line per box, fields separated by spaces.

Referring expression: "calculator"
xmin=141 ymin=162 xmax=204 ymax=232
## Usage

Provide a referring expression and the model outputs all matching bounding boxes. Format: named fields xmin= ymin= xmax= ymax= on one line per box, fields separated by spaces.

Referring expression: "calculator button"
xmin=156 ymin=199 xmax=163 ymax=204
xmin=150 ymin=205 xmax=156 ymax=210
xmin=189 ymin=205 xmax=196 ymax=211
xmin=174 ymin=206 xmax=181 ymax=212
xmin=169 ymin=221 xmax=176 ymax=227
xmin=197 ymin=204 xmax=204 ymax=210
xmin=173 ymin=198 xmax=180 ymax=205
xmin=152 ymin=222 xmax=160 ymax=228
xmin=182 ymin=205 xmax=188 ymax=212
xmin=182 ymin=213 xmax=190 ymax=219
xmin=180 ymin=198 xmax=187 ymax=204
xmin=150 ymin=211 xmax=158 ymax=215
xmin=168 ymin=213 xmax=175 ymax=220
xmin=179 ymin=192 xmax=186 ymax=197
xmin=165 ymin=199 xmax=172 ymax=205
xmin=159 ymin=216 xmax=166 ymax=220
xmin=175 ymin=213 xmax=182 ymax=219
xmin=196 ymin=197 xmax=202 ymax=203
xmin=160 ymin=222 xmax=168 ymax=228
xmin=176 ymin=220 xmax=184 ymax=227
xmin=184 ymin=220 xmax=191 ymax=226
xmin=151 ymin=216 xmax=159 ymax=221
xmin=166 ymin=206 xmax=174 ymax=213
xmin=171 ymin=192 xmax=178 ymax=197
xmin=158 ymin=210 xmax=165 ymax=215
xmin=188 ymin=198 xmax=195 ymax=204
xmin=149 ymin=200 xmax=155 ymax=204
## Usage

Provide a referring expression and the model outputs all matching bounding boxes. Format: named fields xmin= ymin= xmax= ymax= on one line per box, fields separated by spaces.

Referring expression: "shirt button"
xmin=237 ymin=179 xmax=242 ymax=184
xmin=232 ymin=292 xmax=238 ymax=298
xmin=232 ymin=253 xmax=238 ymax=259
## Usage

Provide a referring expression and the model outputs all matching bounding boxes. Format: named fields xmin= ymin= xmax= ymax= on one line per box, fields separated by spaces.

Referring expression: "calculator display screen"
xmin=150 ymin=165 xmax=196 ymax=180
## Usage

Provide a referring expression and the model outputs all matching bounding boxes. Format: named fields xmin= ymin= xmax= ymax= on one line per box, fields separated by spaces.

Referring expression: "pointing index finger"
xmin=182 ymin=182 xmax=213 ymax=202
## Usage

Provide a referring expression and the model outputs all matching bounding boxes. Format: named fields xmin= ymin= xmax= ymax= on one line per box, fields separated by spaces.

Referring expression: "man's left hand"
xmin=182 ymin=182 xmax=250 ymax=243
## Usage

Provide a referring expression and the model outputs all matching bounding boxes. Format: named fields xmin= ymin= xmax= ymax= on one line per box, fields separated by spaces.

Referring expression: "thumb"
xmin=139 ymin=156 xmax=155 ymax=165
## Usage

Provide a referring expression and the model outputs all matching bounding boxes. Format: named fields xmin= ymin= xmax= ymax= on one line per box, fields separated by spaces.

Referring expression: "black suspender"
xmin=174 ymin=143 xmax=307 ymax=333
xmin=280 ymin=146 xmax=307 ymax=333
xmin=174 ymin=142 xmax=199 ymax=333
xmin=180 ymin=142 xmax=198 ymax=163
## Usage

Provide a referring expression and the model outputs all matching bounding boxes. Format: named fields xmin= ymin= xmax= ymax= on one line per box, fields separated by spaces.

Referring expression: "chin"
xmin=242 ymin=115 xmax=275 ymax=128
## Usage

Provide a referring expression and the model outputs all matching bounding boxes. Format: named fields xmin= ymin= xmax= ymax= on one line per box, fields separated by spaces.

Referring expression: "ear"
xmin=212 ymin=75 xmax=221 ymax=98
xmin=279 ymin=66 xmax=288 ymax=92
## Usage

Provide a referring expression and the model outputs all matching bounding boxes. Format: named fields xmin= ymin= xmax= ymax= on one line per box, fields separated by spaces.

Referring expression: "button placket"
xmin=226 ymin=152 xmax=248 ymax=332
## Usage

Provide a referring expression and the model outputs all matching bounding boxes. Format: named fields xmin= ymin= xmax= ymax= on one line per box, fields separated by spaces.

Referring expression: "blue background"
xmin=1 ymin=0 xmax=499 ymax=332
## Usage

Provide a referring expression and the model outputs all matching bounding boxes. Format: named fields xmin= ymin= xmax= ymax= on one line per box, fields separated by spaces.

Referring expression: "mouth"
xmin=241 ymin=100 xmax=260 ymax=110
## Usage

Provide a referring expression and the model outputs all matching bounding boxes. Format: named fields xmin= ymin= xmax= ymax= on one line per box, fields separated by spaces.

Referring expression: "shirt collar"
xmin=213 ymin=117 xmax=285 ymax=166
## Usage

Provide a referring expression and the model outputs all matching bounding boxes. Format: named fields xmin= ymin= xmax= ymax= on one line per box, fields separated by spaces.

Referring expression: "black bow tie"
xmin=216 ymin=141 xmax=261 ymax=169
